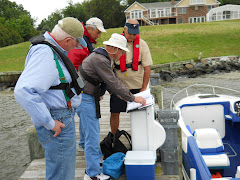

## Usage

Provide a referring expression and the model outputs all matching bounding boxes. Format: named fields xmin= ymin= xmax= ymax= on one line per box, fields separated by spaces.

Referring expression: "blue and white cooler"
xmin=124 ymin=151 xmax=155 ymax=180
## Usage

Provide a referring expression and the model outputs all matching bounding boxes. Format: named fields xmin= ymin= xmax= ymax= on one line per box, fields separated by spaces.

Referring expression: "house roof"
xmin=140 ymin=1 xmax=181 ymax=9
xmin=124 ymin=1 xmax=147 ymax=12
xmin=175 ymin=0 xmax=220 ymax=7
xmin=124 ymin=1 xmax=181 ymax=12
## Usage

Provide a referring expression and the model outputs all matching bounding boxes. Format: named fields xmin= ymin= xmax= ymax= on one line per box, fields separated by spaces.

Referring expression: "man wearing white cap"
xmin=68 ymin=17 xmax=106 ymax=70
xmin=68 ymin=17 xmax=106 ymax=153
xmin=14 ymin=17 xmax=86 ymax=180
xmin=78 ymin=33 xmax=146 ymax=180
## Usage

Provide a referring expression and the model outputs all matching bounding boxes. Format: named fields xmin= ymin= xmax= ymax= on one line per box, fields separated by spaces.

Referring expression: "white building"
xmin=207 ymin=4 xmax=240 ymax=21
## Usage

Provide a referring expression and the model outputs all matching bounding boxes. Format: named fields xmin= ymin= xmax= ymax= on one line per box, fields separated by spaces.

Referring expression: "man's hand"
xmin=134 ymin=96 xmax=146 ymax=106
xmin=52 ymin=120 xmax=65 ymax=137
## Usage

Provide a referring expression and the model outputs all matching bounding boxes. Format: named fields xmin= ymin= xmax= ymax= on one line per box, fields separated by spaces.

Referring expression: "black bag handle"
xmin=113 ymin=130 xmax=132 ymax=150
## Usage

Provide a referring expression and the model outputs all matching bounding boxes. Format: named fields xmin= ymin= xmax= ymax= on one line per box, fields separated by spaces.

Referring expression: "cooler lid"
xmin=124 ymin=151 xmax=155 ymax=165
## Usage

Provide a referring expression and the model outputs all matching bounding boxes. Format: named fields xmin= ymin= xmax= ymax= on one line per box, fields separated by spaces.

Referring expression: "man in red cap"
xmin=110 ymin=19 xmax=153 ymax=134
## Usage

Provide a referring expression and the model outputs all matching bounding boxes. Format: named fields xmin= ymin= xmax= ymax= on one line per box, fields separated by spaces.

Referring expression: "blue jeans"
xmin=35 ymin=108 xmax=76 ymax=180
xmin=79 ymin=93 xmax=102 ymax=177
xmin=76 ymin=105 xmax=85 ymax=149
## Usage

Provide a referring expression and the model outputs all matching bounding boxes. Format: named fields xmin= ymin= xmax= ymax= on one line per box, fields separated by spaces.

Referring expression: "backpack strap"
xmin=30 ymin=35 xmax=84 ymax=96
xmin=79 ymin=65 xmax=98 ymax=86
xmin=51 ymin=49 xmax=72 ymax=109
xmin=78 ymin=48 xmax=110 ymax=119
xmin=79 ymin=65 xmax=102 ymax=118
xmin=113 ymin=130 xmax=132 ymax=150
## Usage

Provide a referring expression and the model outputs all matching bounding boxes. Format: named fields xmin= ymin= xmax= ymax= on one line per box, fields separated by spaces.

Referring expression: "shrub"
xmin=0 ymin=23 xmax=24 ymax=47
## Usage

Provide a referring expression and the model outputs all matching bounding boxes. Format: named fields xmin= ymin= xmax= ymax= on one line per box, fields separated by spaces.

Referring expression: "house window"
xmin=223 ymin=11 xmax=232 ymax=19
xmin=189 ymin=16 xmax=205 ymax=23
xmin=233 ymin=10 xmax=239 ymax=19
xmin=179 ymin=19 xmax=183 ymax=23
xmin=157 ymin=9 xmax=164 ymax=17
xmin=166 ymin=8 xmax=171 ymax=16
xmin=179 ymin=7 xmax=186 ymax=14
xmin=131 ymin=10 xmax=142 ymax=19
xmin=208 ymin=5 xmax=216 ymax=12
xmin=211 ymin=13 xmax=217 ymax=21
xmin=151 ymin=9 xmax=156 ymax=18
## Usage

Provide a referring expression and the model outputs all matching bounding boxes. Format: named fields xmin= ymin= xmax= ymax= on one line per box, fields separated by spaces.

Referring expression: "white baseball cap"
xmin=103 ymin=33 xmax=129 ymax=52
xmin=86 ymin=17 xmax=107 ymax=33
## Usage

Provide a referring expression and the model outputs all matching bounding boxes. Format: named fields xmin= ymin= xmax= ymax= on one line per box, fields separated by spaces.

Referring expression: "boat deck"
xmin=222 ymin=140 xmax=240 ymax=177
xmin=18 ymin=93 xmax=180 ymax=180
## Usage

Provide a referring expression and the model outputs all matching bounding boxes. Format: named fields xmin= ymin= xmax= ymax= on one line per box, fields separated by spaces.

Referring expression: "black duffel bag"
xmin=100 ymin=129 xmax=132 ymax=159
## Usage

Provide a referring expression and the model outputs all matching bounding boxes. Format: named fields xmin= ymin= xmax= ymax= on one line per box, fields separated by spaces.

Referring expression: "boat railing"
xmin=170 ymin=84 xmax=240 ymax=109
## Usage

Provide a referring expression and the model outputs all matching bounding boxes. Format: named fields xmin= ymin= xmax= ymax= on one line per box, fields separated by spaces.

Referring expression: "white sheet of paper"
xmin=127 ymin=89 xmax=154 ymax=112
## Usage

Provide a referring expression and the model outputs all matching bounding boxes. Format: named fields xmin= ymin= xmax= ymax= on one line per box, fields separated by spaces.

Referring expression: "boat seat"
xmin=193 ymin=128 xmax=230 ymax=169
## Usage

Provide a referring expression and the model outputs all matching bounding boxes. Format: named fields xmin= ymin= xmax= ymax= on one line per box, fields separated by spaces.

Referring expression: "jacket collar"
xmin=93 ymin=48 xmax=110 ymax=61
xmin=83 ymin=23 xmax=97 ymax=44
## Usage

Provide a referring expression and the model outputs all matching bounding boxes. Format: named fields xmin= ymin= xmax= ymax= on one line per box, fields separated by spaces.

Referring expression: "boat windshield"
xmin=198 ymin=95 xmax=219 ymax=99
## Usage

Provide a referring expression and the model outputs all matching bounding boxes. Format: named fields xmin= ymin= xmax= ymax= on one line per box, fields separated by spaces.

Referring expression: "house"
xmin=207 ymin=4 xmax=240 ymax=22
xmin=124 ymin=0 xmax=220 ymax=25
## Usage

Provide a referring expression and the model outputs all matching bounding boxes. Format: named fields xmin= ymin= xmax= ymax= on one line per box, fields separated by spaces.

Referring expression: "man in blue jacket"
xmin=14 ymin=17 xmax=86 ymax=180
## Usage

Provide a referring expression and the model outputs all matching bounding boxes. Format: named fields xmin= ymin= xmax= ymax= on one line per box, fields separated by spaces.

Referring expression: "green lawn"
xmin=1 ymin=19 xmax=240 ymax=72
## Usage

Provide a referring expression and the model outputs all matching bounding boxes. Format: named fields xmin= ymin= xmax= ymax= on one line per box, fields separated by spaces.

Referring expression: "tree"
xmin=220 ymin=0 xmax=240 ymax=5
xmin=62 ymin=2 xmax=88 ymax=23
xmin=0 ymin=0 xmax=37 ymax=44
xmin=0 ymin=0 xmax=28 ymax=20
xmin=4 ymin=14 xmax=35 ymax=40
xmin=127 ymin=0 xmax=170 ymax=5
xmin=0 ymin=23 xmax=24 ymax=47
xmin=37 ymin=11 xmax=63 ymax=34
xmin=85 ymin=0 xmax=126 ymax=28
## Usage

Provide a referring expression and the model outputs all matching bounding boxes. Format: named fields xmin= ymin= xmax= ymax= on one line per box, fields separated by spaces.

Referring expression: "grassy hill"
xmin=0 ymin=19 xmax=240 ymax=72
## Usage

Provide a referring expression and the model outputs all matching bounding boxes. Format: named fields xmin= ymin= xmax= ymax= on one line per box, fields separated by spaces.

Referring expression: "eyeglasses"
xmin=118 ymin=48 xmax=125 ymax=55
xmin=69 ymin=37 xmax=80 ymax=45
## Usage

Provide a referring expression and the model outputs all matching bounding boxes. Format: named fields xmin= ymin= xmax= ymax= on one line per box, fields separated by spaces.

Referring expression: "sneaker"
xmin=77 ymin=146 xmax=84 ymax=152
xmin=84 ymin=173 xmax=110 ymax=180
xmin=96 ymin=173 xmax=110 ymax=180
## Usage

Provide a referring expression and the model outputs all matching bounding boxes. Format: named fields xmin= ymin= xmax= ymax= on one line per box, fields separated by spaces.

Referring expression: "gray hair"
xmin=124 ymin=19 xmax=139 ymax=29
xmin=126 ymin=19 xmax=139 ymax=24
xmin=51 ymin=25 xmax=72 ymax=41
xmin=85 ymin=24 xmax=97 ymax=31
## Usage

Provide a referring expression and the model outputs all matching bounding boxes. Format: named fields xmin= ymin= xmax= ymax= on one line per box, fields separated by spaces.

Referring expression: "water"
xmin=159 ymin=71 xmax=240 ymax=109
xmin=0 ymin=71 xmax=240 ymax=179
xmin=0 ymin=91 xmax=32 ymax=180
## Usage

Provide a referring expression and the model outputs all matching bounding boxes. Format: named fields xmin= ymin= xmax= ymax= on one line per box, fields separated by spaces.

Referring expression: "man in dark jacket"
xmin=68 ymin=17 xmax=106 ymax=152
xmin=80 ymin=33 xmax=146 ymax=180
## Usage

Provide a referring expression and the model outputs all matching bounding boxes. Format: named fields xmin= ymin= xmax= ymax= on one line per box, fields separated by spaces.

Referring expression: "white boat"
xmin=171 ymin=84 xmax=240 ymax=180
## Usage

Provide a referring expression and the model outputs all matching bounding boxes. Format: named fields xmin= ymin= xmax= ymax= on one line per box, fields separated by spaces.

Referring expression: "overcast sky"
xmin=9 ymin=0 xmax=84 ymax=26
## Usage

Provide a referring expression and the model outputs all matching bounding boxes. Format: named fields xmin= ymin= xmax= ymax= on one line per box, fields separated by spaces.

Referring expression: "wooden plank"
xmin=18 ymin=93 xmax=180 ymax=180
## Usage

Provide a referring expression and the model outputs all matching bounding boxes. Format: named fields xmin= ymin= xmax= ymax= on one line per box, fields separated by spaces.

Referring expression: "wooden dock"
xmin=18 ymin=93 xmax=180 ymax=180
